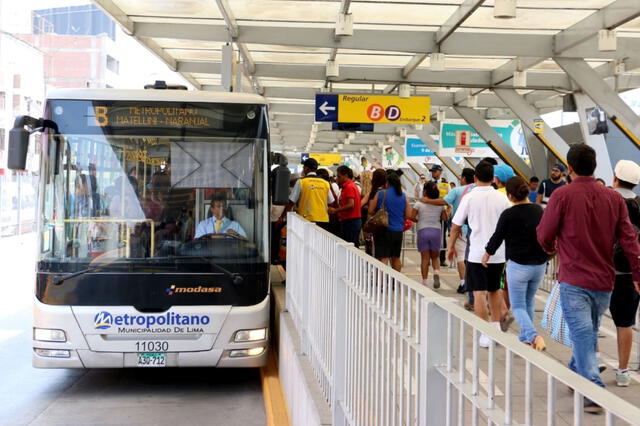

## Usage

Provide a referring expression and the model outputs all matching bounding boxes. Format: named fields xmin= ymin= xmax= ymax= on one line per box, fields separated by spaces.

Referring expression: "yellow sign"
xmin=533 ymin=119 xmax=545 ymax=134
xmin=338 ymin=94 xmax=430 ymax=125
xmin=310 ymin=153 xmax=342 ymax=166
xmin=92 ymin=106 xmax=214 ymax=128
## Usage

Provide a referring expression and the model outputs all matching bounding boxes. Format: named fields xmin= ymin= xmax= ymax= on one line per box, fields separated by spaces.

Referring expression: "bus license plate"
xmin=137 ymin=353 xmax=166 ymax=367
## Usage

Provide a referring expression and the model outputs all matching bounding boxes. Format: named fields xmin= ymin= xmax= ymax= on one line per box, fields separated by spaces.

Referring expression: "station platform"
xmin=401 ymin=249 xmax=640 ymax=424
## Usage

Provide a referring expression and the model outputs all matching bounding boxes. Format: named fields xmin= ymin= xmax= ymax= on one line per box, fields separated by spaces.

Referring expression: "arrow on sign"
xmin=319 ymin=101 xmax=336 ymax=116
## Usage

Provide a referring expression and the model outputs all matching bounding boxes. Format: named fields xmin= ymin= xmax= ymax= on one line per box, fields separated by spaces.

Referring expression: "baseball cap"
xmin=615 ymin=160 xmax=640 ymax=185
xmin=552 ymin=163 xmax=567 ymax=173
xmin=302 ymin=157 xmax=319 ymax=170
xmin=494 ymin=164 xmax=515 ymax=184
xmin=430 ymin=164 xmax=443 ymax=172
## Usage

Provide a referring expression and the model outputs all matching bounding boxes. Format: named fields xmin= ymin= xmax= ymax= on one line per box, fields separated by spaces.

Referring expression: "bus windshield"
xmin=38 ymin=100 xmax=268 ymax=271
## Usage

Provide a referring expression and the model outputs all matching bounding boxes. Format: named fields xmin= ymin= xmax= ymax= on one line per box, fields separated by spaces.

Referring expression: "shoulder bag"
xmin=363 ymin=190 xmax=388 ymax=233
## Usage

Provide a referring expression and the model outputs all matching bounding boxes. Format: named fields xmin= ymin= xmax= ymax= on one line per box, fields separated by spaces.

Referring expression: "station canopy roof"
xmin=95 ymin=0 xmax=640 ymax=156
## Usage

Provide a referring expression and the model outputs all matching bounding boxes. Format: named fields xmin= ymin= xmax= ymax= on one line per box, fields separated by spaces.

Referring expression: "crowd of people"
xmin=281 ymin=146 xmax=640 ymax=414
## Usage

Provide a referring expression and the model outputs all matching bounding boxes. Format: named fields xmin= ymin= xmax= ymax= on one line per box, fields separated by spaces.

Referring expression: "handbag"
xmin=363 ymin=190 xmax=388 ymax=233
xmin=540 ymin=282 xmax=571 ymax=346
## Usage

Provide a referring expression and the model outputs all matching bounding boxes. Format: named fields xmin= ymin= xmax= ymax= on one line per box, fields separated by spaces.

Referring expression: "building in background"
xmin=20 ymin=4 xmax=120 ymax=89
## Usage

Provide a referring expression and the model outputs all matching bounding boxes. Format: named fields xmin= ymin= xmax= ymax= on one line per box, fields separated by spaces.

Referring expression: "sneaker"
xmin=616 ymin=369 xmax=631 ymax=387
xmin=531 ymin=335 xmax=546 ymax=351
xmin=500 ymin=313 xmax=514 ymax=332
xmin=433 ymin=275 xmax=440 ymax=289
xmin=421 ymin=278 xmax=428 ymax=286
xmin=456 ymin=284 xmax=466 ymax=294
xmin=479 ymin=334 xmax=491 ymax=348
xmin=463 ymin=302 xmax=474 ymax=312
xmin=584 ymin=399 xmax=603 ymax=414
xmin=598 ymin=356 xmax=607 ymax=373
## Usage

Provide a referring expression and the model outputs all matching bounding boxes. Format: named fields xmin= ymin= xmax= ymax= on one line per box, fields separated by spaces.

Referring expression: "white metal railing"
xmin=285 ymin=213 xmax=640 ymax=426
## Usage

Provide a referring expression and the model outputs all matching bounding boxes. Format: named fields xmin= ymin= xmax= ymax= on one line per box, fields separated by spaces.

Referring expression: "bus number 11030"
xmin=135 ymin=341 xmax=169 ymax=352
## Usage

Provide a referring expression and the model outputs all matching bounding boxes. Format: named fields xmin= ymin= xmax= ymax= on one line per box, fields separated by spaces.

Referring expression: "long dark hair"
xmin=371 ymin=168 xmax=387 ymax=194
xmin=387 ymin=173 xmax=402 ymax=196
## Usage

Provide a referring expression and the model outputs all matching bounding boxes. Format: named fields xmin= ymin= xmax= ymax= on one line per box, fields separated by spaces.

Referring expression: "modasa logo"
xmin=166 ymin=285 xmax=222 ymax=295
xmin=94 ymin=311 xmax=113 ymax=329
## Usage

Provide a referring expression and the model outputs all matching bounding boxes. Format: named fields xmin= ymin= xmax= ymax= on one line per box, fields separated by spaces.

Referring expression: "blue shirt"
xmin=376 ymin=189 xmax=407 ymax=232
xmin=195 ymin=216 xmax=247 ymax=239
xmin=528 ymin=190 xmax=537 ymax=203
xmin=444 ymin=184 xmax=475 ymax=235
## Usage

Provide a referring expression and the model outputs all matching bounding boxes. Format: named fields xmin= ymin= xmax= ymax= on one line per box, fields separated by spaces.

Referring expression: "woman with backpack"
xmin=609 ymin=159 xmax=640 ymax=386
xmin=368 ymin=172 xmax=411 ymax=271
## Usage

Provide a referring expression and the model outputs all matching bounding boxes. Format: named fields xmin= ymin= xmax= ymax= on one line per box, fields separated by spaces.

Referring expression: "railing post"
xmin=332 ymin=243 xmax=350 ymax=426
xmin=419 ymin=299 xmax=449 ymax=426
xmin=299 ymin=218 xmax=311 ymax=356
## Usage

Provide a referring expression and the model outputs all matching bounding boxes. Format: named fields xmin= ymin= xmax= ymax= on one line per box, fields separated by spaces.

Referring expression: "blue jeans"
xmin=559 ymin=282 xmax=612 ymax=388
xmin=506 ymin=261 xmax=546 ymax=343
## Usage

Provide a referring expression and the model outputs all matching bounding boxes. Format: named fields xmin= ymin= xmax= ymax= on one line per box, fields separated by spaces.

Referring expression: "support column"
xmin=415 ymin=130 xmax=462 ymax=179
xmin=221 ymin=43 xmax=235 ymax=92
xmin=453 ymin=106 xmax=533 ymax=180
xmin=493 ymin=88 xmax=570 ymax=167
xmin=572 ymin=93 xmax=615 ymax=184
xmin=555 ymin=57 xmax=640 ymax=149
xmin=521 ymin=126 xmax=549 ymax=179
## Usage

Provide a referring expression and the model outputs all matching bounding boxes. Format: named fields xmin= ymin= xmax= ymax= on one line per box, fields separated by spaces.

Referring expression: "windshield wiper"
xmin=51 ymin=262 xmax=177 ymax=286
xmin=169 ymin=255 xmax=244 ymax=285
xmin=52 ymin=265 xmax=105 ymax=285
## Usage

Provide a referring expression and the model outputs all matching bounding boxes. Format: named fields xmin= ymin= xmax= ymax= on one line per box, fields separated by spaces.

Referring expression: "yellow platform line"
xmin=261 ymin=352 xmax=290 ymax=426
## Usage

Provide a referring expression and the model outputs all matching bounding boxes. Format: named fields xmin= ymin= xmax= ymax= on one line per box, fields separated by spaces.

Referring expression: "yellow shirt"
xmin=297 ymin=176 xmax=331 ymax=223
xmin=437 ymin=181 xmax=450 ymax=198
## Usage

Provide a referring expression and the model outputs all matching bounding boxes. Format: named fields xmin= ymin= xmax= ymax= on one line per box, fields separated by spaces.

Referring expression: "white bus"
xmin=8 ymin=85 xmax=290 ymax=368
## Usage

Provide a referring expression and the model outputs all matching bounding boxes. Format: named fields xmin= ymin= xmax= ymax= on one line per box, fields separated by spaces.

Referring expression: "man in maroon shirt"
xmin=537 ymin=144 xmax=640 ymax=413
xmin=329 ymin=165 xmax=362 ymax=247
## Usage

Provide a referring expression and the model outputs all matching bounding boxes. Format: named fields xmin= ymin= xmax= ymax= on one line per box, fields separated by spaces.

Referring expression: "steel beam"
xmin=454 ymin=106 xmax=533 ymax=179
xmin=133 ymin=22 xmax=640 ymax=60
xmin=521 ymin=126 xmax=549 ymax=179
xmin=414 ymin=131 xmax=462 ymax=179
xmin=554 ymin=0 xmax=640 ymax=54
xmin=554 ymin=57 xmax=640 ymax=148
xmin=493 ymin=88 xmax=570 ymax=166
xmin=572 ymin=93 xmax=615 ymax=183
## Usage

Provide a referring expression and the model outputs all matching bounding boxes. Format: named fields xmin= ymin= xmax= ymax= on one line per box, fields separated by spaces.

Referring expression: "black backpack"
xmin=613 ymin=197 xmax=640 ymax=273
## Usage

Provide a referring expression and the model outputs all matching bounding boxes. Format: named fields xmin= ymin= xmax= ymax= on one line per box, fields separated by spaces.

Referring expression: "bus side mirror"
xmin=272 ymin=165 xmax=291 ymax=206
xmin=8 ymin=127 xmax=30 ymax=170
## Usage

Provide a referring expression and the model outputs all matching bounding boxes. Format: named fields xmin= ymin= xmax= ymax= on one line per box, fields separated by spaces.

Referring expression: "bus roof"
xmin=45 ymin=89 xmax=267 ymax=105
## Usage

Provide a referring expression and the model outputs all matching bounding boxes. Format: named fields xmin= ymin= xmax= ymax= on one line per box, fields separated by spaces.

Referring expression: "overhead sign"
xmin=440 ymin=120 xmax=528 ymax=158
xmin=315 ymin=94 xmax=430 ymax=124
xmin=310 ymin=153 xmax=342 ymax=166
xmin=301 ymin=152 xmax=309 ymax=163
xmin=404 ymin=135 xmax=441 ymax=164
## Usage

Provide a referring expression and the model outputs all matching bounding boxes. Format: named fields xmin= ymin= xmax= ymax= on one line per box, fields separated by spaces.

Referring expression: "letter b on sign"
xmin=385 ymin=105 xmax=401 ymax=121
xmin=367 ymin=104 xmax=384 ymax=121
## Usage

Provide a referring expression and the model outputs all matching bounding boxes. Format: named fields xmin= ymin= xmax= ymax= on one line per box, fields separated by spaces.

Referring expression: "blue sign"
xmin=405 ymin=137 xmax=435 ymax=157
xmin=315 ymin=94 xmax=339 ymax=122
xmin=301 ymin=153 xmax=309 ymax=163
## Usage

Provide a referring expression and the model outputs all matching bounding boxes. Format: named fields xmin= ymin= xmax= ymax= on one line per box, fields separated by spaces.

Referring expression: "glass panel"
xmin=39 ymin=100 xmax=268 ymax=271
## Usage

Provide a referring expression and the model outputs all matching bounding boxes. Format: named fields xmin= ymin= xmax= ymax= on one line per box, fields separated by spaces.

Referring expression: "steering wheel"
xmin=196 ymin=232 xmax=245 ymax=241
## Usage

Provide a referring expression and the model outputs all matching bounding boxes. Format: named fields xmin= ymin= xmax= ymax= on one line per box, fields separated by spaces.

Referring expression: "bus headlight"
xmin=234 ymin=328 xmax=267 ymax=342
xmin=229 ymin=347 xmax=265 ymax=358
xmin=33 ymin=328 xmax=67 ymax=342
xmin=34 ymin=348 xmax=70 ymax=358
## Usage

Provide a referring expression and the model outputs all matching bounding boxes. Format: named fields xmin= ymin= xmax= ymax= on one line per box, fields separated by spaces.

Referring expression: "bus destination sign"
xmin=91 ymin=106 xmax=214 ymax=128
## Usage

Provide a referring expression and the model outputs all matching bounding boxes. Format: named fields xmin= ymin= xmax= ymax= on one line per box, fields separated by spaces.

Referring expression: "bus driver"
xmin=195 ymin=193 xmax=247 ymax=239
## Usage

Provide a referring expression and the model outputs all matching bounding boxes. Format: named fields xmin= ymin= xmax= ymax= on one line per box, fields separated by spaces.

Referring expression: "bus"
xmin=8 ymin=86 xmax=289 ymax=368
